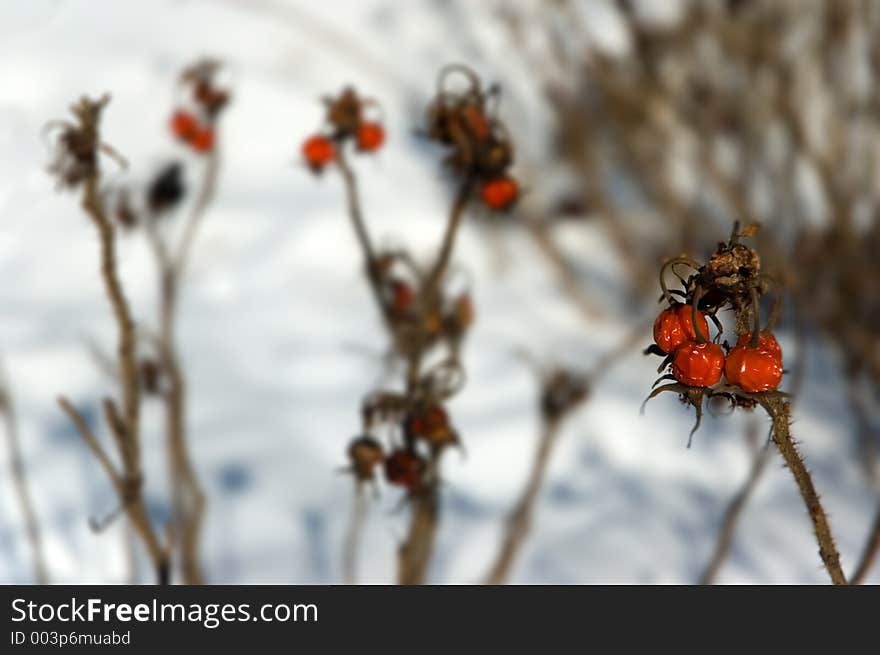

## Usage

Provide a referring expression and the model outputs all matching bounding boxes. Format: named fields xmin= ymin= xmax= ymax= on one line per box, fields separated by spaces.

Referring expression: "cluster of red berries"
xmin=301 ymin=87 xmax=385 ymax=173
xmin=345 ymin=400 xmax=458 ymax=492
xmin=426 ymin=65 xmax=519 ymax=211
xmin=652 ymin=303 xmax=783 ymax=392
xmin=654 ymin=303 xmax=782 ymax=393
xmin=170 ymin=110 xmax=215 ymax=154
xmin=168 ymin=60 xmax=229 ymax=155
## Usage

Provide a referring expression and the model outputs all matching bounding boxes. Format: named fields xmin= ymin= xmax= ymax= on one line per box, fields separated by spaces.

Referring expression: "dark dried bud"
xmin=347 ymin=435 xmax=385 ymax=482
xmin=540 ymin=369 xmax=589 ymax=421
xmin=140 ymin=359 xmax=163 ymax=395
xmin=147 ymin=162 xmax=185 ymax=216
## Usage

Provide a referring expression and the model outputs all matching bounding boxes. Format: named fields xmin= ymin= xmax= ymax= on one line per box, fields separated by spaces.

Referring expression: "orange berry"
xmin=356 ymin=122 xmax=385 ymax=152
xmin=653 ymin=304 xmax=711 ymax=354
xmin=170 ymin=110 xmax=198 ymax=141
xmin=302 ymin=134 xmax=336 ymax=172
xmin=480 ymin=176 xmax=519 ymax=211
xmin=725 ymin=341 xmax=783 ymax=393
xmin=672 ymin=341 xmax=725 ymax=387
xmin=191 ymin=126 xmax=215 ymax=153
xmin=736 ymin=332 xmax=782 ymax=358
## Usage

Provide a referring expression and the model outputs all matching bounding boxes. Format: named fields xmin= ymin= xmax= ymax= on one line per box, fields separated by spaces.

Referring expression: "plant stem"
xmin=423 ymin=177 xmax=474 ymax=299
xmin=484 ymin=417 xmax=562 ymax=584
xmin=1 ymin=364 xmax=48 ymax=584
xmin=699 ymin=430 xmax=771 ymax=585
xmin=397 ymin=457 xmax=440 ymax=585
xmin=850 ymin=501 xmax=880 ymax=584
xmin=342 ymin=484 xmax=369 ymax=584
xmin=63 ymin=174 xmax=169 ymax=585
xmin=759 ymin=396 xmax=847 ymax=585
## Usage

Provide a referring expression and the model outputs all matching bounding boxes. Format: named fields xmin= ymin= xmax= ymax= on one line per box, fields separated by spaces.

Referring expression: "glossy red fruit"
xmin=672 ymin=341 xmax=725 ymax=387
xmin=302 ymin=135 xmax=336 ymax=172
xmin=356 ymin=122 xmax=385 ymax=152
xmin=736 ymin=332 xmax=782 ymax=358
xmin=653 ymin=304 xmax=711 ymax=354
xmin=725 ymin=341 xmax=783 ymax=393
xmin=480 ymin=176 xmax=519 ymax=210
xmin=170 ymin=110 xmax=198 ymax=141
xmin=384 ymin=449 xmax=424 ymax=490
xmin=191 ymin=127 xmax=215 ymax=154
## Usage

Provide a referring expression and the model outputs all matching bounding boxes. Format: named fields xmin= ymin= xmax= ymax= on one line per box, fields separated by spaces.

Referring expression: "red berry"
xmin=725 ymin=340 xmax=783 ymax=393
xmin=736 ymin=332 xmax=782 ymax=358
xmin=356 ymin=122 xmax=385 ymax=152
xmin=191 ymin=126 xmax=215 ymax=154
xmin=480 ymin=176 xmax=519 ymax=211
xmin=384 ymin=449 xmax=424 ymax=490
xmin=672 ymin=341 xmax=725 ymax=387
xmin=653 ymin=304 xmax=710 ymax=354
xmin=302 ymin=135 xmax=336 ymax=172
xmin=170 ymin=110 xmax=198 ymax=141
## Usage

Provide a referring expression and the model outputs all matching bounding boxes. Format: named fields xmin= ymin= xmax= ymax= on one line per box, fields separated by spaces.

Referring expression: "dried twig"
xmin=53 ymin=96 xmax=170 ymax=584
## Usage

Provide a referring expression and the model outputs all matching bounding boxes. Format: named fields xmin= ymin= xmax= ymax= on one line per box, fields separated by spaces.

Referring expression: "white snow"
xmin=0 ymin=0 xmax=876 ymax=584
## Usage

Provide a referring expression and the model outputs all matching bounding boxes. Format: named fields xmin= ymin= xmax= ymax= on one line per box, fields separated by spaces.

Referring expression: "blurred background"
xmin=0 ymin=0 xmax=878 ymax=584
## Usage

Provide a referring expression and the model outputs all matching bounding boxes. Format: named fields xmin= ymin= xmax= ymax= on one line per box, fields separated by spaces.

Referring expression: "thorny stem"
xmin=850 ymin=502 xmax=880 ymax=584
xmin=758 ymin=395 xmax=847 ymax=585
xmin=699 ymin=426 xmax=771 ymax=585
xmin=0 ymin=363 xmax=48 ymax=583
xmin=342 ymin=484 xmax=370 ymax=584
xmin=484 ymin=417 xmax=562 ymax=584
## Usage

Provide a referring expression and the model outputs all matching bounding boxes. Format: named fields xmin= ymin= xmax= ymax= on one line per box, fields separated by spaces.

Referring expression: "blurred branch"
xmin=699 ymin=424 xmax=771 ymax=585
xmin=341 ymin=484 xmax=370 ymax=585
xmin=53 ymin=97 xmax=169 ymax=584
xmin=1 ymin=361 xmax=48 ymax=584
xmin=850 ymin=502 xmax=880 ymax=584
xmin=484 ymin=415 xmax=563 ymax=585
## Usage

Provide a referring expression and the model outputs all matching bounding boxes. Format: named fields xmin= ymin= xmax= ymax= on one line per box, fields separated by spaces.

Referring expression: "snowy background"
xmin=0 ymin=0 xmax=877 ymax=584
